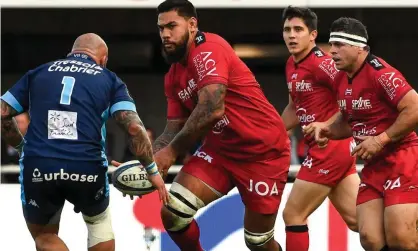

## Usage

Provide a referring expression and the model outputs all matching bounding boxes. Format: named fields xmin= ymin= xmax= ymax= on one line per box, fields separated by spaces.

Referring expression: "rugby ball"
xmin=111 ymin=160 xmax=156 ymax=196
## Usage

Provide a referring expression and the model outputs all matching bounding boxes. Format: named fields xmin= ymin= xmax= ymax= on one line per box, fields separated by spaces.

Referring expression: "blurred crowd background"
xmin=2 ymin=7 xmax=418 ymax=180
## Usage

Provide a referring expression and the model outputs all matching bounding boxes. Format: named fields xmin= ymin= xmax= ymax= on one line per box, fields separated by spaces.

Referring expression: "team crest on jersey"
xmin=291 ymin=73 xmax=298 ymax=80
xmin=195 ymin=31 xmax=206 ymax=46
xmin=313 ymin=47 xmax=325 ymax=57
xmin=367 ymin=54 xmax=385 ymax=70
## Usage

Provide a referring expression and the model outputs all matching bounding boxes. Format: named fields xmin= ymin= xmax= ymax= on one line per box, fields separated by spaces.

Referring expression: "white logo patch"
xmin=48 ymin=110 xmax=78 ymax=140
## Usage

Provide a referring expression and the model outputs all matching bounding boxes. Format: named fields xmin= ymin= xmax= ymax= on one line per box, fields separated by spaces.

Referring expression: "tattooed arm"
xmin=153 ymin=119 xmax=186 ymax=154
xmin=168 ymin=84 xmax=226 ymax=157
xmin=113 ymin=110 xmax=154 ymax=167
xmin=1 ymin=100 xmax=24 ymax=147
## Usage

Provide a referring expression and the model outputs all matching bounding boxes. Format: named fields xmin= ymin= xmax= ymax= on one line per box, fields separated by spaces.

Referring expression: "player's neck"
xmin=71 ymin=49 xmax=99 ymax=64
xmin=346 ymin=52 xmax=368 ymax=78
xmin=292 ymin=43 xmax=316 ymax=63
xmin=179 ymin=31 xmax=198 ymax=66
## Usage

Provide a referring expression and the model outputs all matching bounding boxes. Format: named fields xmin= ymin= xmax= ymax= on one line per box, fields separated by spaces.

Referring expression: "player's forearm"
xmin=324 ymin=111 xmax=341 ymax=126
xmin=385 ymin=105 xmax=418 ymax=143
xmin=328 ymin=113 xmax=352 ymax=140
xmin=153 ymin=119 xmax=185 ymax=154
xmin=281 ymin=104 xmax=299 ymax=131
xmin=114 ymin=110 xmax=154 ymax=167
xmin=169 ymin=84 xmax=226 ymax=157
xmin=169 ymin=103 xmax=223 ymax=157
xmin=1 ymin=100 xmax=23 ymax=147
xmin=1 ymin=118 xmax=24 ymax=147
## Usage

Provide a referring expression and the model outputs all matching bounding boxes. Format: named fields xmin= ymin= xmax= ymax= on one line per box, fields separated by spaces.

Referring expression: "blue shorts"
xmin=20 ymin=156 xmax=109 ymax=225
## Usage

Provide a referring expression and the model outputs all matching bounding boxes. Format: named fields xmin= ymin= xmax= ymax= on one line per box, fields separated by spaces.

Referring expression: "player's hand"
xmin=111 ymin=160 xmax=122 ymax=167
xmin=154 ymin=146 xmax=177 ymax=179
xmin=302 ymin=122 xmax=331 ymax=148
xmin=148 ymin=173 xmax=169 ymax=205
xmin=351 ymin=135 xmax=384 ymax=160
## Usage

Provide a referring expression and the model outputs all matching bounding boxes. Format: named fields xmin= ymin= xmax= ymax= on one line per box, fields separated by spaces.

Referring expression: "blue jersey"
xmin=1 ymin=53 xmax=136 ymax=163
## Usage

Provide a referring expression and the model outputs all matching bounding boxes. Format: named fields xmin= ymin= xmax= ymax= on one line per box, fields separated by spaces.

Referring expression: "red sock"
xmin=285 ymin=225 xmax=309 ymax=251
xmin=167 ymin=219 xmax=203 ymax=251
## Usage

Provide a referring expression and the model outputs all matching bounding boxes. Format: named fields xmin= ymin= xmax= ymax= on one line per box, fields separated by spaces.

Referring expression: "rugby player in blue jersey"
xmin=1 ymin=33 xmax=168 ymax=251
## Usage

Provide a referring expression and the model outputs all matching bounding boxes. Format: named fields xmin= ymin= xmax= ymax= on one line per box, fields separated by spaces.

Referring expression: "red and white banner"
xmin=0 ymin=184 xmax=363 ymax=251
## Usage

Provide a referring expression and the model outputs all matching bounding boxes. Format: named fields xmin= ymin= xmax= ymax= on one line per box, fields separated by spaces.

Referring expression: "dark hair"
xmin=157 ymin=0 xmax=197 ymax=19
xmin=330 ymin=17 xmax=369 ymax=50
xmin=330 ymin=17 xmax=368 ymax=40
xmin=282 ymin=6 xmax=318 ymax=32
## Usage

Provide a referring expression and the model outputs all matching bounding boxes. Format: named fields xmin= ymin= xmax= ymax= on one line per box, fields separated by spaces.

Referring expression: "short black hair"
xmin=330 ymin=17 xmax=369 ymax=50
xmin=282 ymin=6 xmax=318 ymax=32
xmin=157 ymin=0 xmax=197 ymax=19
xmin=330 ymin=17 xmax=369 ymax=41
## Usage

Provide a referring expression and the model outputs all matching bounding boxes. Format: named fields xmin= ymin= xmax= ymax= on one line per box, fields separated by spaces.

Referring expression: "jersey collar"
xmin=347 ymin=53 xmax=370 ymax=84
xmin=67 ymin=53 xmax=95 ymax=62
xmin=294 ymin=46 xmax=318 ymax=67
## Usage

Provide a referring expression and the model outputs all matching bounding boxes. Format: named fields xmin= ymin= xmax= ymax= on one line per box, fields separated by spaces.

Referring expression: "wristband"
xmin=145 ymin=162 xmax=159 ymax=176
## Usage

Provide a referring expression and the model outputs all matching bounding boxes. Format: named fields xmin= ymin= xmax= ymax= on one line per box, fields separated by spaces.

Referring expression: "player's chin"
xmin=334 ymin=62 xmax=346 ymax=71
xmin=288 ymin=47 xmax=301 ymax=55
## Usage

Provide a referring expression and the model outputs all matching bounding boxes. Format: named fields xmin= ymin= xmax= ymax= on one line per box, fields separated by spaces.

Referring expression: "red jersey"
xmin=164 ymin=31 xmax=289 ymax=161
xmin=286 ymin=47 xmax=340 ymax=147
xmin=336 ymin=53 xmax=418 ymax=154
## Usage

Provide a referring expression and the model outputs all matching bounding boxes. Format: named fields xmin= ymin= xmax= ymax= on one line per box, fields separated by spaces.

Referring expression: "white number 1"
xmin=60 ymin=76 xmax=76 ymax=105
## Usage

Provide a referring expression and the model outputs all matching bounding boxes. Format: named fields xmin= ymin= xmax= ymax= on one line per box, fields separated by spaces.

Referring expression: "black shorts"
xmin=20 ymin=156 xmax=109 ymax=225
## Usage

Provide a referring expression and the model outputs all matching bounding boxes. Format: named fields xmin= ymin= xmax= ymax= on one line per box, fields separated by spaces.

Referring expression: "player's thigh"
xmin=21 ymin=157 xmax=65 ymax=239
xmin=162 ymin=149 xmax=234 ymax=229
xmin=63 ymin=161 xmax=109 ymax=217
xmin=283 ymin=179 xmax=331 ymax=224
xmin=231 ymin=153 xmax=290 ymax=216
xmin=174 ymin=147 xmax=234 ymax=204
xmin=297 ymin=138 xmax=356 ymax=188
xmin=328 ymin=173 xmax=360 ymax=231
xmin=357 ymin=198 xmax=386 ymax=249
xmin=384 ymin=203 xmax=418 ymax=249
xmin=382 ymin=146 xmax=418 ymax=248
xmin=235 ymin=153 xmax=289 ymax=249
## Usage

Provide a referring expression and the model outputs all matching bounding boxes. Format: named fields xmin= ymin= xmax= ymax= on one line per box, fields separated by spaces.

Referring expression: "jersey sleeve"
xmin=374 ymin=68 xmax=413 ymax=107
xmin=109 ymin=73 xmax=137 ymax=116
xmin=315 ymin=57 xmax=339 ymax=93
xmin=1 ymin=72 xmax=31 ymax=113
xmin=189 ymin=42 xmax=230 ymax=90
xmin=164 ymin=72 xmax=190 ymax=120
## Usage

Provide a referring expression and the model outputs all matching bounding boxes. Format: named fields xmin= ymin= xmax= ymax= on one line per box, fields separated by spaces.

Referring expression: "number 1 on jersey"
xmin=60 ymin=76 xmax=76 ymax=105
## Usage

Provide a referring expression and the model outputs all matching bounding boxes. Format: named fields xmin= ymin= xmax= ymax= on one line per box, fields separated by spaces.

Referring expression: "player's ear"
xmin=188 ymin=17 xmax=198 ymax=33
xmin=100 ymin=55 xmax=108 ymax=68
xmin=310 ymin=30 xmax=318 ymax=42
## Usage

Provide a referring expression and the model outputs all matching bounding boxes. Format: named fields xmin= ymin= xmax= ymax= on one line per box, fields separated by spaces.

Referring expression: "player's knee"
xmin=282 ymin=204 xmax=305 ymax=225
xmin=82 ymin=207 xmax=114 ymax=249
xmin=345 ymin=217 xmax=358 ymax=232
xmin=35 ymin=234 xmax=57 ymax=251
xmin=161 ymin=182 xmax=205 ymax=232
xmin=244 ymin=228 xmax=275 ymax=251
xmin=359 ymin=230 xmax=384 ymax=251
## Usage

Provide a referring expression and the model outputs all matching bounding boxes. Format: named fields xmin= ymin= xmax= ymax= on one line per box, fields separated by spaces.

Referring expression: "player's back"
xmin=19 ymin=53 xmax=134 ymax=162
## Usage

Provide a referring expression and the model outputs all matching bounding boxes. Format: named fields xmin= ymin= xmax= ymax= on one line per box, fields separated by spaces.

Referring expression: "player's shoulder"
xmin=193 ymin=31 xmax=231 ymax=51
xmin=365 ymin=53 xmax=387 ymax=72
xmin=308 ymin=47 xmax=333 ymax=66
xmin=365 ymin=53 xmax=403 ymax=79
